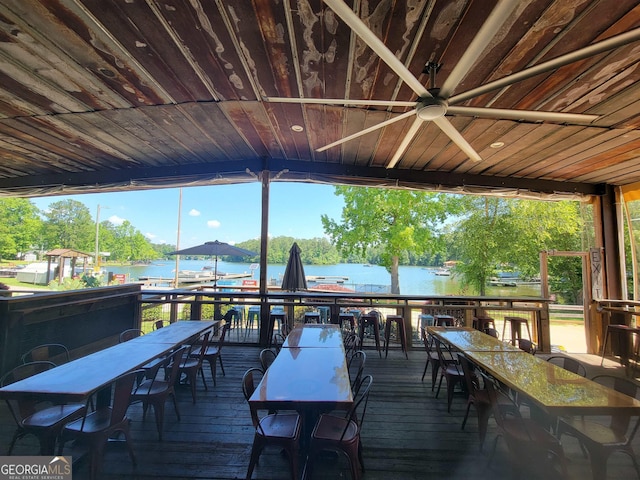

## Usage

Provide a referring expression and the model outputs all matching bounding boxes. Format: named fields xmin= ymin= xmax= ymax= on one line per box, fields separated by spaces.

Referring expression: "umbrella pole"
xmin=214 ymin=255 xmax=222 ymax=321
xmin=214 ymin=255 xmax=218 ymax=291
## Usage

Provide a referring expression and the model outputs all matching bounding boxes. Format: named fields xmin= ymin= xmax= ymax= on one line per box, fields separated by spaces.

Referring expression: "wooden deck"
xmin=1 ymin=343 xmax=639 ymax=480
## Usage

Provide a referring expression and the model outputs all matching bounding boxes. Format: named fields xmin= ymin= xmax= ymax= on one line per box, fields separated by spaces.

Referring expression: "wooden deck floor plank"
xmin=1 ymin=344 xmax=639 ymax=479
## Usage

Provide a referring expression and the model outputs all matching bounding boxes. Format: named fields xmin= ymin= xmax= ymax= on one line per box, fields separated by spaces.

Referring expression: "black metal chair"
xmin=130 ymin=347 xmax=186 ymax=440
xmin=347 ymin=350 xmax=366 ymax=390
xmin=557 ymin=374 xmax=640 ymax=480
xmin=242 ymin=367 xmax=301 ymax=480
xmin=434 ymin=339 xmax=464 ymax=412
xmin=483 ymin=372 xmax=568 ymax=478
xmin=1 ymin=361 xmax=86 ymax=455
xmin=305 ymin=375 xmax=374 ymax=480
xmin=21 ymin=343 xmax=70 ymax=365
xmin=119 ymin=328 xmax=144 ymax=343
xmin=58 ymin=370 xmax=141 ymax=480
xmin=546 ymin=355 xmax=587 ymax=377
xmin=259 ymin=348 xmax=277 ymax=372
xmin=420 ymin=327 xmax=442 ymax=391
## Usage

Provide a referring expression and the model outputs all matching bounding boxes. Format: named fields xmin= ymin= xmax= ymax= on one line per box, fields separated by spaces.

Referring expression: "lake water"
xmin=107 ymin=260 xmax=542 ymax=297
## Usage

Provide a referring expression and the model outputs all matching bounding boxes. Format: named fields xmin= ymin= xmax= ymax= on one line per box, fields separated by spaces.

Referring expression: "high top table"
xmin=0 ymin=320 xmax=217 ymax=403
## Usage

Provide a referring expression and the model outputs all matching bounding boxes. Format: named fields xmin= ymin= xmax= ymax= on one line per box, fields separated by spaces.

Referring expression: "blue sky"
xmin=31 ymin=183 xmax=345 ymax=247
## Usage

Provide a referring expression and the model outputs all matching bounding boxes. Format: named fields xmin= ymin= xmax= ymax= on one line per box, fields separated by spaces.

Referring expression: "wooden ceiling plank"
xmin=183 ymin=102 xmax=258 ymax=160
xmin=519 ymin=127 xmax=627 ymax=182
xmin=557 ymin=135 xmax=640 ymax=181
xmin=1 ymin=0 xmax=169 ymax=108
xmin=360 ymin=0 xmax=436 ymax=102
xmin=468 ymin=122 xmax=539 ymax=175
xmin=499 ymin=125 xmax=586 ymax=177
xmin=0 ymin=116 xmax=125 ymax=169
xmin=76 ymin=0 xmax=216 ymax=102
xmin=221 ymin=100 xmax=282 ymax=159
xmin=475 ymin=1 xmax=639 ymax=111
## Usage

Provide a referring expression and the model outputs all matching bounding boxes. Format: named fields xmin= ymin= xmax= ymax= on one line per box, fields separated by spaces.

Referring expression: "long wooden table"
xmin=250 ymin=324 xmax=352 ymax=412
xmin=0 ymin=320 xmax=217 ymax=403
xmin=465 ymin=350 xmax=640 ymax=416
xmin=427 ymin=326 xmax=524 ymax=352
xmin=428 ymin=327 xmax=640 ymax=417
xmin=282 ymin=323 xmax=343 ymax=349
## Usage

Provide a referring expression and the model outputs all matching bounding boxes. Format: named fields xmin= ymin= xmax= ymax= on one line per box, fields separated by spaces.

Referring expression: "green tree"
xmin=41 ymin=199 xmax=94 ymax=251
xmin=448 ymin=197 xmax=516 ymax=295
xmin=450 ymin=197 xmax=585 ymax=297
xmin=0 ymin=198 xmax=42 ymax=259
xmin=321 ymin=186 xmax=457 ymax=294
xmin=108 ymin=220 xmax=157 ymax=261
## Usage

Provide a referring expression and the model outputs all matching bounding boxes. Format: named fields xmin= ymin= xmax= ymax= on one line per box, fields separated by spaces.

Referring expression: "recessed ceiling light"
xmin=291 ymin=125 xmax=304 ymax=132
xmin=490 ymin=141 xmax=505 ymax=148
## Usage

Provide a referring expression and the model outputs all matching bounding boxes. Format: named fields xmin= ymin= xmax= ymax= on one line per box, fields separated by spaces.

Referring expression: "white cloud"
xmin=145 ymin=232 xmax=157 ymax=239
xmin=207 ymin=219 xmax=221 ymax=228
xmin=189 ymin=209 xmax=201 ymax=216
xmin=108 ymin=214 xmax=125 ymax=225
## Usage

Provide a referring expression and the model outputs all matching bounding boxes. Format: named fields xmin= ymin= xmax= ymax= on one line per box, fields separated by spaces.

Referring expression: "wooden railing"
xmin=0 ymin=284 xmax=554 ymax=377
xmin=138 ymin=287 xmax=552 ymax=350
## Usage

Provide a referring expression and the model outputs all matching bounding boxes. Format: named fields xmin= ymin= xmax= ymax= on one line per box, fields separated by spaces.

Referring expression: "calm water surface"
xmin=108 ymin=260 xmax=541 ymax=297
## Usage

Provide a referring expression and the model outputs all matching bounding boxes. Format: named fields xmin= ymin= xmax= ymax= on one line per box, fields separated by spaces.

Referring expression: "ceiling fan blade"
xmin=448 ymin=106 xmax=599 ymax=124
xmin=386 ymin=117 xmax=424 ymax=169
xmin=438 ymin=1 xmax=519 ymax=99
xmin=432 ymin=117 xmax=482 ymax=163
xmin=316 ymin=110 xmax=416 ymax=153
xmin=449 ymin=27 xmax=640 ymax=104
xmin=264 ymin=96 xmax=416 ymax=107
xmin=323 ymin=0 xmax=429 ymax=98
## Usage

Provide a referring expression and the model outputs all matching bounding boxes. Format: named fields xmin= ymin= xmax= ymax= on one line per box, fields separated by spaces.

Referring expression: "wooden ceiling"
xmin=1 ymin=0 xmax=640 ymax=199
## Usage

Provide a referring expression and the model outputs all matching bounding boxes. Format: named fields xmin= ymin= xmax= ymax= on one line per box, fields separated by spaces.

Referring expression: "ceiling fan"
xmin=264 ymin=0 xmax=640 ymax=168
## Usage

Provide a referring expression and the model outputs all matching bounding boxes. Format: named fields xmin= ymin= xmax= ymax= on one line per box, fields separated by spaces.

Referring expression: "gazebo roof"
xmin=45 ymin=249 xmax=92 ymax=259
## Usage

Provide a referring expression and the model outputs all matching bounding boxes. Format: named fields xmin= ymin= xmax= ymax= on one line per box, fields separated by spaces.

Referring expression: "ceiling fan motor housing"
xmin=416 ymin=97 xmax=448 ymax=120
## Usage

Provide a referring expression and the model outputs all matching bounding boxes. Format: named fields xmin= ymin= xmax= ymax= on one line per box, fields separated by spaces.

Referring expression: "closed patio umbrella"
xmin=281 ymin=242 xmax=307 ymax=291
xmin=169 ymin=240 xmax=256 ymax=288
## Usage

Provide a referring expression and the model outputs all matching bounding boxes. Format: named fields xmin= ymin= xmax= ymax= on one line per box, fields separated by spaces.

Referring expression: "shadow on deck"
xmin=1 ymin=345 xmax=638 ymax=479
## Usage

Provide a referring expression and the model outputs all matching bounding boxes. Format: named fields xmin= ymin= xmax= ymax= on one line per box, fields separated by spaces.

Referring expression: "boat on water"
xmin=488 ymin=277 xmax=517 ymax=287
xmin=434 ymin=268 xmax=451 ymax=276
xmin=138 ymin=269 xmax=251 ymax=286
xmin=306 ymin=275 xmax=349 ymax=284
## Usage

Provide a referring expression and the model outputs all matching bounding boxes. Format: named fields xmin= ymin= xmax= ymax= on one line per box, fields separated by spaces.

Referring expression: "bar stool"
xmin=472 ymin=315 xmax=495 ymax=331
xmin=359 ymin=312 xmax=382 ymax=357
xmin=304 ymin=311 xmax=321 ymax=324
xmin=268 ymin=309 xmax=287 ymax=347
xmin=419 ymin=314 xmax=434 ymax=329
xmin=384 ymin=315 xmax=408 ymax=359
xmin=502 ymin=316 xmax=532 ymax=346
xmin=317 ymin=306 xmax=330 ymax=324
xmin=337 ymin=312 xmax=356 ymax=332
xmin=244 ymin=306 xmax=260 ymax=339
xmin=434 ymin=315 xmax=455 ymax=327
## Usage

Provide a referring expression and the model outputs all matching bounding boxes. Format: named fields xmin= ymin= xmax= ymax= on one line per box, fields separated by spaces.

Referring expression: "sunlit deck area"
xmin=1 ymin=342 xmax=637 ymax=480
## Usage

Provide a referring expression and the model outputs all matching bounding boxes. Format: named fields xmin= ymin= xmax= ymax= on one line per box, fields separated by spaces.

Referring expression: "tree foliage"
xmin=235 ymin=236 xmax=339 ymax=264
xmin=448 ymin=197 xmax=586 ymax=298
xmin=448 ymin=197 xmax=516 ymax=295
xmin=321 ymin=186 xmax=460 ymax=294
xmin=41 ymin=199 xmax=94 ymax=252
xmin=0 ymin=198 xmax=42 ymax=259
